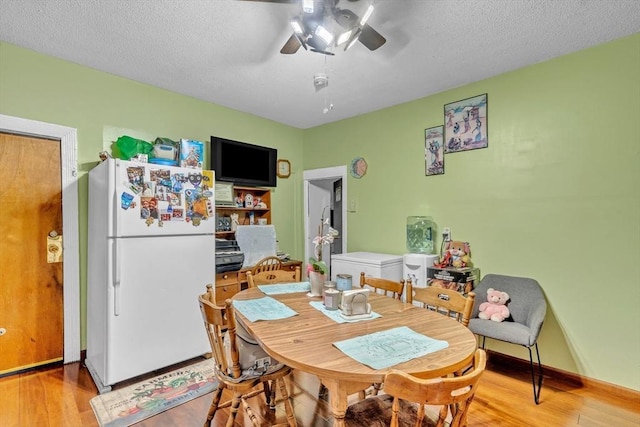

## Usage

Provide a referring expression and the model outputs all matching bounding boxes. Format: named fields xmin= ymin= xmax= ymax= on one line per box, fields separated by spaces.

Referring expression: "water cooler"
xmin=403 ymin=253 xmax=439 ymax=289
xmin=404 ymin=215 xmax=439 ymax=293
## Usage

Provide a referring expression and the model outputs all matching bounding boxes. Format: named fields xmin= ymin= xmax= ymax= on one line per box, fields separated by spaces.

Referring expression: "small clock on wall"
xmin=277 ymin=159 xmax=291 ymax=178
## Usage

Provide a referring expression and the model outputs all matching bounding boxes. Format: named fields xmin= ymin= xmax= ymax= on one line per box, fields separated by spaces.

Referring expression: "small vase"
xmin=308 ymin=271 xmax=326 ymax=297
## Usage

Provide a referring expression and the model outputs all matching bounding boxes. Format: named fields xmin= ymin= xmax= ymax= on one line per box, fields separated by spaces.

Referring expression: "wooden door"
xmin=0 ymin=132 xmax=64 ymax=374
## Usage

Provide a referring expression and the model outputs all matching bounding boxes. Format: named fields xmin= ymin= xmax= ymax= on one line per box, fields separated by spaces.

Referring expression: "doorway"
xmin=0 ymin=132 xmax=64 ymax=373
xmin=303 ymin=166 xmax=347 ymax=279
xmin=0 ymin=114 xmax=80 ymax=364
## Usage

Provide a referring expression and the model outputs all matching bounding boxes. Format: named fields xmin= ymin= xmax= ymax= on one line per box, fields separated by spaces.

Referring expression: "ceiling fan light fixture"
xmin=360 ymin=5 xmax=374 ymax=26
xmin=337 ymin=29 xmax=352 ymax=46
xmin=315 ymin=24 xmax=334 ymax=45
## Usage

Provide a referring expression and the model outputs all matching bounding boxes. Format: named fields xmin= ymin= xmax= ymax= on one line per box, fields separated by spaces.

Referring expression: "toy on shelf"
xmin=434 ymin=240 xmax=472 ymax=268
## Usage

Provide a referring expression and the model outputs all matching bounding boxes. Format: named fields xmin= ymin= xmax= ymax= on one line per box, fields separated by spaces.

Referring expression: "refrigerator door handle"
xmin=114 ymin=239 xmax=121 ymax=316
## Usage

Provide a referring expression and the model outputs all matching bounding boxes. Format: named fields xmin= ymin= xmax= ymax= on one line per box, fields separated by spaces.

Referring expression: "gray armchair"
xmin=468 ymin=274 xmax=547 ymax=404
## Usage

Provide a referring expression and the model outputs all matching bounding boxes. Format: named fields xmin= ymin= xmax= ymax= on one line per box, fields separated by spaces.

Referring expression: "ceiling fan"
xmin=239 ymin=0 xmax=386 ymax=55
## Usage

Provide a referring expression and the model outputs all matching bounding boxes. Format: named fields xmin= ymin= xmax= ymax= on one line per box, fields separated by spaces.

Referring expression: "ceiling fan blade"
xmin=280 ymin=34 xmax=303 ymax=54
xmin=358 ymin=23 xmax=386 ymax=50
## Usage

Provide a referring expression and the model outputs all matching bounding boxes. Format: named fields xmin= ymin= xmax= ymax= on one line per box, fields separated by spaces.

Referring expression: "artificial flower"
xmin=308 ymin=208 xmax=339 ymax=275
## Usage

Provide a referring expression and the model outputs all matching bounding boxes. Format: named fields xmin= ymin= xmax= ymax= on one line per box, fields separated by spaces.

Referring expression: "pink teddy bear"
xmin=478 ymin=288 xmax=510 ymax=322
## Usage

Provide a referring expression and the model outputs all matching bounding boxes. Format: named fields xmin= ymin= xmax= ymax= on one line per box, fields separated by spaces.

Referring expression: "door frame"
xmin=303 ymin=166 xmax=347 ymax=277
xmin=0 ymin=114 xmax=80 ymax=363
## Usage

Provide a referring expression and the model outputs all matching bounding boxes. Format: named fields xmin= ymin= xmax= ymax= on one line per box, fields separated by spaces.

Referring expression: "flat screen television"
xmin=210 ymin=136 xmax=277 ymax=187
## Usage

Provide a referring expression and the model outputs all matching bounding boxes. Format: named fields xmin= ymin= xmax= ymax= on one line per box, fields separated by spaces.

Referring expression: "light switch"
xmin=349 ymin=198 xmax=357 ymax=212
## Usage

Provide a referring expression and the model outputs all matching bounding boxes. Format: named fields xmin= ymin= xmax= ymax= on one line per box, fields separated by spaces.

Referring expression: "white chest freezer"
xmin=330 ymin=252 xmax=403 ymax=283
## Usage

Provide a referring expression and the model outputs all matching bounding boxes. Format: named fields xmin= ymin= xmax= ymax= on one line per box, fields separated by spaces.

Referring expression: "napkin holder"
xmin=339 ymin=288 xmax=371 ymax=318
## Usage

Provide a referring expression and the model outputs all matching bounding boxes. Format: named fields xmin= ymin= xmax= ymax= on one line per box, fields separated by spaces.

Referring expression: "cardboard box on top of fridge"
xmin=180 ymin=139 xmax=204 ymax=169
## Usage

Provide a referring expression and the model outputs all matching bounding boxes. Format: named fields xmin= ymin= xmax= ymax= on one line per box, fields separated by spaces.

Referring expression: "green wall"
xmin=304 ymin=33 xmax=640 ymax=391
xmin=0 ymin=41 xmax=305 ymax=353
xmin=1 ymin=33 xmax=639 ymax=391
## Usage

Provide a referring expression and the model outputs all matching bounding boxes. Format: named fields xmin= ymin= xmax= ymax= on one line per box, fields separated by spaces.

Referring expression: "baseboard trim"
xmin=76 ymin=347 xmax=639 ymax=400
xmin=485 ymin=349 xmax=639 ymax=401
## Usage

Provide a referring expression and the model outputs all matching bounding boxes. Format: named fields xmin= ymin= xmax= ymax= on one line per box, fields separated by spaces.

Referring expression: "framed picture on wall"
xmin=444 ymin=93 xmax=488 ymax=153
xmin=425 ymin=125 xmax=445 ymax=176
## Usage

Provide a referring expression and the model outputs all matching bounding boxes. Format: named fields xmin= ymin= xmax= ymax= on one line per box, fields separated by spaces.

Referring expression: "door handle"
xmin=113 ymin=239 xmax=121 ymax=316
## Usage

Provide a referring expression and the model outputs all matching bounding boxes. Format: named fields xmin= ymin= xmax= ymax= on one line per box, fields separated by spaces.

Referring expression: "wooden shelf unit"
xmin=215 ymin=184 xmax=298 ymax=304
xmin=216 ymin=185 xmax=271 ymax=239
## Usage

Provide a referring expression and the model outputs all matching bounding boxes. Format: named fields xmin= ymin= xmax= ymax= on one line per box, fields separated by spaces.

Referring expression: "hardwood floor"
xmin=1 ymin=352 xmax=638 ymax=427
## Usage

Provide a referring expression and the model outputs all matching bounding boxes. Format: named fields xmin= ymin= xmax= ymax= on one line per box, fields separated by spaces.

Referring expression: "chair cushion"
xmin=344 ymin=394 xmax=435 ymax=427
xmin=223 ymin=324 xmax=284 ymax=381
xmin=468 ymin=318 xmax=533 ymax=346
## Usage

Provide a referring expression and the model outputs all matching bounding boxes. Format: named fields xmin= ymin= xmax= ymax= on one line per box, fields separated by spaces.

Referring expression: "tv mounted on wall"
xmin=210 ymin=136 xmax=277 ymax=187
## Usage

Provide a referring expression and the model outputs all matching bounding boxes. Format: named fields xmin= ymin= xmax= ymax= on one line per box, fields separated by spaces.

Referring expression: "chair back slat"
xmin=407 ymin=282 xmax=475 ymax=327
xmin=247 ymin=267 xmax=301 ymax=288
xmin=252 ymin=256 xmax=284 ymax=274
xmin=359 ymin=272 xmax=405 ymax=300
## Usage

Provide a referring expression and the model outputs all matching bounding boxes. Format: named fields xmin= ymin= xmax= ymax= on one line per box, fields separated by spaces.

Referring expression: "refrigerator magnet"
xmin=121 ymin=192 xmax=134 ymax=210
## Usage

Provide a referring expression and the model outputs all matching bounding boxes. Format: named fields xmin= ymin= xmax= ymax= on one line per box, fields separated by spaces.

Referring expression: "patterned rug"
xmin=90 ymin=358 xmax=218 ymax=427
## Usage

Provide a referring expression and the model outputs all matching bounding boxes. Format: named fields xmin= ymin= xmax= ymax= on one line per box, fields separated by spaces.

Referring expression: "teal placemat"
xmin=233 ymin=297 xmax=298 ymax=322
xmin=258 ymin=281 xmax=311 ymax=295
xmin=309 ymin=301 xmax=382 ymax=323
xmin=333 ymin=326 xmax=449 ymax=370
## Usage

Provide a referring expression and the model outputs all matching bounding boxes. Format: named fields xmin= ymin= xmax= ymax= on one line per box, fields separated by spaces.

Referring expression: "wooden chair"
xmin=251 ymin=256 xmax=284 ymax=275
xmin=198 ymin=284 xmax=297 ymax=427
xmin=344 ymin=349 xmax=487 ymax=427
xmin=246 ymin=266 xmax=301 ymax=288
xmin=406 ymin=281 xmax=476 ymax=327
xmin=359 ymin=272 xmax=405 ymax=300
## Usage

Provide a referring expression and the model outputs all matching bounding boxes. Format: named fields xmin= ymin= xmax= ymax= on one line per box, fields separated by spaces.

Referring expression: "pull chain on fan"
xmin=314 ymin=55 xmax=333 ymax=113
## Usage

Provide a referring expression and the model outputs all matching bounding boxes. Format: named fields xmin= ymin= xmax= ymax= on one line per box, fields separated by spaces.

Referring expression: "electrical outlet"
xmin=349 ymin=198 xmax=357 ymax=212
xmin=443 ymin=227 xmax=451 ymax=241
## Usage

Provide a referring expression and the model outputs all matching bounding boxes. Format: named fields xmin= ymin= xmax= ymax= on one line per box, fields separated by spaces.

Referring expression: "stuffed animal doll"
xmin=435 ymin=240 xmax=472 ymax=268
xmin=478 ymin=288 xmax=510 ymax=322
xmin=447 ymin=240 xmax=472 ymax=268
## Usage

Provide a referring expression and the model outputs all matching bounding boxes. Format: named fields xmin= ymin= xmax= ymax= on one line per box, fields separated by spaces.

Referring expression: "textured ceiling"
xmin=1 ymin=0 xmax=639 ymax=129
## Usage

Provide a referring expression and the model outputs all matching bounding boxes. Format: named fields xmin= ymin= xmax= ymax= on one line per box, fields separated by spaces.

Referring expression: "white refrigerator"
xmin=86 ymin=159 xmax=215 ymax=393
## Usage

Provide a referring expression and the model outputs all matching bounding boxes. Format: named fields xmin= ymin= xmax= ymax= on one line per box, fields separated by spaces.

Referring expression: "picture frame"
xmin=425 ymin=125 xmax=445 ymax=176
xmin=444 ymin=93 xmax=488 ymax=153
